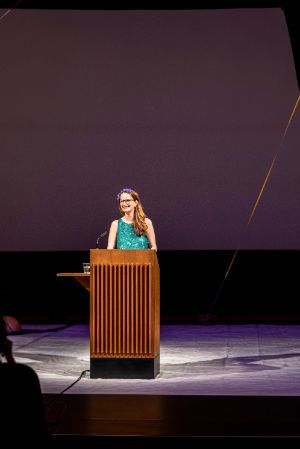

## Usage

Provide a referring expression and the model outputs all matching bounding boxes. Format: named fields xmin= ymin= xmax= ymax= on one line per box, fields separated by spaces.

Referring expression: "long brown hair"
xmin=117 ymin=188 xmax=148 ymax=236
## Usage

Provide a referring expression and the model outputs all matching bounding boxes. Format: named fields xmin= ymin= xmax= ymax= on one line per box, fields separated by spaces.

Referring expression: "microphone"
xmin=96 ymin=230 xmax=108 ymax=248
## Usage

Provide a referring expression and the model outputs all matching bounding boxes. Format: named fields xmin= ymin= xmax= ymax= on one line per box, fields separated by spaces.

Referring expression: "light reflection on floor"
xmin=9 ymin=323 xmax=300 ymax=396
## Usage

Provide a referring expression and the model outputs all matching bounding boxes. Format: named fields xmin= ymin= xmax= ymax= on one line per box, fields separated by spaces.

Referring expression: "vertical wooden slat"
xmin=137 ymin=265 xmax=144 ymax=354
xmin=122 ymin=265 xmax=125 ymax=354
xmin=143 ymin=265 xmax=146 ymax=353
xmin=94 ymin=265 xmax=98 ymax=354
xmin=126 ymin=264 xmax=129 ymax=354
xmin=128 ymin=264 xmax=134 ymax=354
xmin=104 ymin=265 xmax=107 ymax=354
xmin=117 ymin=264 xmax=121 ymax=354
xmin=108 ymin=265 xmax=111 ymax=353
xmin=135 ymin=265 xmax=138 ymax=353
xmin=148 ymin=264 xmax=152 ymax=354
xmin=113 ymin=265 xmax=118 ymax=354
xmin=100 ymin=265 xmax=103 ymax=353
xmin=140 ymin=265 xmax=147 ymax=354
xmin=146 ymin=264 xmax=149 ymax=354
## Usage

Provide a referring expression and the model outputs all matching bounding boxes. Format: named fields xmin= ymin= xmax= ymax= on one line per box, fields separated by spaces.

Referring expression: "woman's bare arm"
xmin=145 ymin=218 xmax=157 ymax=251
xmin=107 ymin=220 xmax=118 ymax=249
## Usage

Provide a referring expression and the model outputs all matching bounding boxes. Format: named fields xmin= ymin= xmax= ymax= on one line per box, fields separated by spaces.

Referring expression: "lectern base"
xmin=90 ymin=356 xmax=160 ymax=379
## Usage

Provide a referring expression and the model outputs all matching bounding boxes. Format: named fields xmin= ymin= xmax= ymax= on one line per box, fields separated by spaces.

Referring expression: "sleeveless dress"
xmin=116 ymin=218 xmax=149 ymax=249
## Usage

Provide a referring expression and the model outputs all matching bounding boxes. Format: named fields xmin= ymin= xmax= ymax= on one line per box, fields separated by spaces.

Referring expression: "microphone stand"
xmin=96 ymin=230 xmax=108 ymax=248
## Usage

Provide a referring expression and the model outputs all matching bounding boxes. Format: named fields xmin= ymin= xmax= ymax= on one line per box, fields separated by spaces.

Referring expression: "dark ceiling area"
xmin=1 ymin=1 xmax=299 ymax=87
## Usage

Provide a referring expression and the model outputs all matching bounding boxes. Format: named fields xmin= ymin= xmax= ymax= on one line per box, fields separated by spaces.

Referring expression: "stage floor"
xmin=9 ymin=323 xmax=300 ymax=396
xmin=7 ymin=324 xmax=300 ymax=445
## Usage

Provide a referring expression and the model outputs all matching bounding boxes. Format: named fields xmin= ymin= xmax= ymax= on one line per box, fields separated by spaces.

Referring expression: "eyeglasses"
xmin=120 ymin=199 xmax=134 ymax=204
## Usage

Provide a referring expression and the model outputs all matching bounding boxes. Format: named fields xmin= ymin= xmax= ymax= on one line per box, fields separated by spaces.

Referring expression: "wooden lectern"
xmin=90 ymin=249 xmax=160 ymax=379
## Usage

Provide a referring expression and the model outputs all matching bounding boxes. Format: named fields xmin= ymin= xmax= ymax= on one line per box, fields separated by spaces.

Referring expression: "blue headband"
xmin=117 ymin=188 xmax=133 ymax=201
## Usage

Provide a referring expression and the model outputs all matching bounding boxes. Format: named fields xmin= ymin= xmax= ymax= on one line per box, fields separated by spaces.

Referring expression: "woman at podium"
xmin=107 ymin=188 xmax=157 ymax=251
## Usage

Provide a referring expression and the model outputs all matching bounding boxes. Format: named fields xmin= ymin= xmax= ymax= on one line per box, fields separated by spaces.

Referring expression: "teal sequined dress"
xmin=116 ymin=218 xmax=149 ymax=249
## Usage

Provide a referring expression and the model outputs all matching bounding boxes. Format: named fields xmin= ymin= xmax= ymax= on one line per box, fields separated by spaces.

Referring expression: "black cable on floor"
xmin=44 ymin=369 xmax=91 ymax=433
xmin=59 ymin=369 xmax=90 ymax=395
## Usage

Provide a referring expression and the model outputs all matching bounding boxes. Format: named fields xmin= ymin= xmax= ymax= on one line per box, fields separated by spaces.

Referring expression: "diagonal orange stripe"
xmin=207 ymin=94 xmax=300 ymax=316
xmin=225 ymin=249 xmax=239 ymax=278
xmin=247 ymin=154 xmax=278 ymax=226
xmin=247 ymin=94 xmax=300 ymax=227
xmin=282 ymin=94 xmax=300 ymax=140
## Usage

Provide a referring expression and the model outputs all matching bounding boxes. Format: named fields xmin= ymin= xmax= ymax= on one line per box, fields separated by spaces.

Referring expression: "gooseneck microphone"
xmin=96 ymin=230 xmax=108 ymax=248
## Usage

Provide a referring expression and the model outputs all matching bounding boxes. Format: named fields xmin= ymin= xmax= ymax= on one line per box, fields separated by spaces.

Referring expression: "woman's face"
xmin=119 ymin=193 xmax=137 ymax=213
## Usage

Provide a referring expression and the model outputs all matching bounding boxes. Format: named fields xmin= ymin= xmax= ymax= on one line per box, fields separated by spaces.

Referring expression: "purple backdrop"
xmin=0 ymin=8 xmax=299 ymax=250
